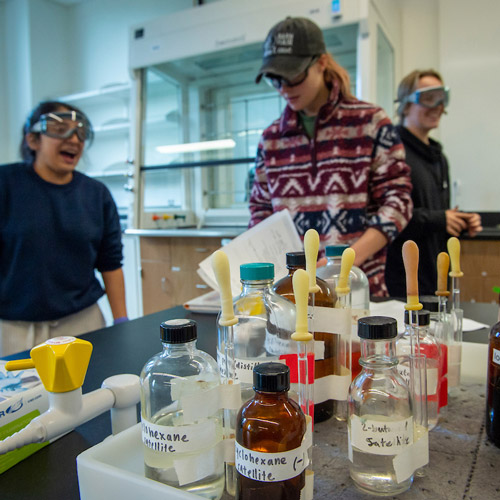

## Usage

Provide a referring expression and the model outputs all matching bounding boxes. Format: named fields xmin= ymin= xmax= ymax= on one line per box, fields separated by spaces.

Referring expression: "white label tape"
xmin=181 ymin=382 xmax=242 ymax=424
xmin=313 ymin=373 xmax=351 ymax=403
xmin=308 ymin=306 xmax=350 ymax=336
xmin=300 ymin=470 xmax=314 ymax=500
xmin=174 ymin=441 xmax=223 ymax=486
xmin=141 ymin=418 xmax=218 ymax=453
xmin=393 ymin=426 xmax=429 ymax=483
xmin=494 ymin=348 xmax=500 ymax=366
xmin=349 ymin=415 xmax=414 ymax=456
xmin=235 ymin=441 xmax=308 ymax=482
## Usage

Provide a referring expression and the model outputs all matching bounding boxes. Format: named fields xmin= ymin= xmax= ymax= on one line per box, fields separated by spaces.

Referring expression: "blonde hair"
xmin=396 ymin=69 xmax=444 ymax=123
xmin=322 ymin=53 xmax=355 ymax=101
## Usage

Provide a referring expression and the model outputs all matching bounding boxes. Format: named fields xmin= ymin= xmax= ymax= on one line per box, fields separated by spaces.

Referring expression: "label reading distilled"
xmin=493 ymin=348 xmax=500 ymax=366
xmin=141 ymin=418 xmax=217 ymax=453
xmin=350 ymin=415 xmax=414 ymax=455
xmin=235 ymin=441 xmax=308 ymax=482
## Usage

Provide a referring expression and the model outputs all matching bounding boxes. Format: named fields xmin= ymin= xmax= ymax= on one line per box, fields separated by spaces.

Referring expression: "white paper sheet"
xmin=197 ymin=210 xmax=303 ymax=297
xmin=368 ymin=300 xmax=489 ymax=333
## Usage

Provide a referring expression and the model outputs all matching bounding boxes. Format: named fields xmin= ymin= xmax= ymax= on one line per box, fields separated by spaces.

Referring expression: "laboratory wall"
xmin=439 ymin=0 xmax=499 ymax=211
xmin=66 ymin=0 xmax=193 ymax=91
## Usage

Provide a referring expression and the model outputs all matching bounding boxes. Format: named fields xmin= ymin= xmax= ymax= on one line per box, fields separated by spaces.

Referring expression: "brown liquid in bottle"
xmin=486 ymin=319 xmax=500 ymax=447
xmin=236 ymin=363 xmax=306 ymax=500
xmin=273 ymin=252 xmax=337 ymax=423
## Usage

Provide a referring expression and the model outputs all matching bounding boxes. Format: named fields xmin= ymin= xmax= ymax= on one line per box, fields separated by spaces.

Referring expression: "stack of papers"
xmin=184 ymin=210 xmax=303 ymax=313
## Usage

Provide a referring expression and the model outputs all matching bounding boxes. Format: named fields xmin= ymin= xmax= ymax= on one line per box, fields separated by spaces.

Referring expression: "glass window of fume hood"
xmin=142 ymin=68 xmax=190 ymax=212
xmin=139 ymin=23 xmax=358 ymax=226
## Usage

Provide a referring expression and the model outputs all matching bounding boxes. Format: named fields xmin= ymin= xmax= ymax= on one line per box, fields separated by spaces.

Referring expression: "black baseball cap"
xmin=256 ymin=17 xmax=326 ymax=83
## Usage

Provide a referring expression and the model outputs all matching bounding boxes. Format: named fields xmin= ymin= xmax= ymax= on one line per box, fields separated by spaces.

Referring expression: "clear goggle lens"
xmin=30 ymin=111 xmax=93 ymax=142
xmin=406 ymin=86 xmax=450 ymax=108
xmin=263 ymin=56 xmax=319 ymax=90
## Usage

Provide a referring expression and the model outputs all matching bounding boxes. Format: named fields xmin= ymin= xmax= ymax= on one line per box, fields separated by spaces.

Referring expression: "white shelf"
xmin=59 ymin=83 xmax=131 ymax=104
xmin=85 ymin=170 xmax=129 ymax=179
xmin=94 ymin=120 xmax=130 ymax=134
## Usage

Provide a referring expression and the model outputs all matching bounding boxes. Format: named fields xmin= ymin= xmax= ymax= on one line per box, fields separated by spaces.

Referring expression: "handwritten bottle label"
xmin=235 ymin=441 xmax=308 ymax=482
xmin=141 ymin=418 xmax=217 ymax=453
xmin=349 ymin=415 xmax=414 ymax=456
xmin=217 ymin=352 xmax=282 ymax=384
xmin=493 ymin=348 xmax=500 ymax=366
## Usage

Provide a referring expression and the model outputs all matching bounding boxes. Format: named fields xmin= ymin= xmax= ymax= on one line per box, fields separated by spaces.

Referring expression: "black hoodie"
xmin=385 ymin=125 xmax=450 ymax=297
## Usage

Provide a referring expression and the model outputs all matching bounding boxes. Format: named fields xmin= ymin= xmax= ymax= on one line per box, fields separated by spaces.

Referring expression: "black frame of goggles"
xmin=403 ymin=85 xmax=450 ymax=108
xmin=29 ymin=111 xmax=94 ymax=143
xmin=264 ymin=56 xmax=321 ymax=90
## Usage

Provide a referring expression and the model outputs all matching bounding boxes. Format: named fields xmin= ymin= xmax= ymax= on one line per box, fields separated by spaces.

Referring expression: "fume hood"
xmin=128 ymin=0 xmax=401 ymax=229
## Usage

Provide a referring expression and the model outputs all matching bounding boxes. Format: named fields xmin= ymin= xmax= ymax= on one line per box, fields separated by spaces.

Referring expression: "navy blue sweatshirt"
xmin=0 ymin=162 xmax=123 ymax=321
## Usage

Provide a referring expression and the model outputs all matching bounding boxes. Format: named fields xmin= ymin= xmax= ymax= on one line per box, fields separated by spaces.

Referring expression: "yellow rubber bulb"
xmin=336 ymin=247 xmax=355 ymax=295
xmin=291 ymin=269 xmax=313 ymax=342
xmin=402 ymin=240 xmax=423 ymax=311
xmin=447 ymin=236 xmax=464 ymax=278
xmin=435 ymin=251 xmax=451 ymax=297
xmin=211 ymin=250 xmax=238 ymax=327
xmin=304 ymin=229 xmax=320 ymax=293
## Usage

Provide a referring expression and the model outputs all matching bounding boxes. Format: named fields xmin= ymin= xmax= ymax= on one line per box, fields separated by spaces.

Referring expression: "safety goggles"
xmin=403 ymin=85 xmax=450 ymax=109
xmin=30 ymin=111 xmax=94 ymax=143
xmin=264 ymin=56 xmax=320 ymax=90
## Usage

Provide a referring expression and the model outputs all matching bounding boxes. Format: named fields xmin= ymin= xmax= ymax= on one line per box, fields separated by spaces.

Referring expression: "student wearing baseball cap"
xmin=249 ymin=17 xmax=413 ymax=296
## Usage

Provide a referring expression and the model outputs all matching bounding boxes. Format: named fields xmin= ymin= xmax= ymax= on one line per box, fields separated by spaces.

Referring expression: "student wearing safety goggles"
xmin=250 ymin=17 xmax=412 ymax=296
xmin=385 ymin=70 xmax=482 ymax=298
xmin=0 ymin=101 xmax=128 ymax=356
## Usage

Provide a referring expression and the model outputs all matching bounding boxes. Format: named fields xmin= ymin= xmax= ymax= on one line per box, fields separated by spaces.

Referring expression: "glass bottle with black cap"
xmin=273 ymin=251 xmax=337 ymax=423
xmin=140 ymin=319 xmax=224 ymax=499
xmin=348 ymin=316 xmax=414 ymax=496
xmin=235 ymin=362 xmax=306 ymax=500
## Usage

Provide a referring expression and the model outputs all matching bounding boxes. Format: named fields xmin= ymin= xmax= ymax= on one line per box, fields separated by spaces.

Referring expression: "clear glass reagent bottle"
xmin=140 ymin=319 xmax=224 ymax=499
xmin=317 ymin=244 xmax=370 ymax=381
xmin=348 ymin=316 xmax=414 ymax=496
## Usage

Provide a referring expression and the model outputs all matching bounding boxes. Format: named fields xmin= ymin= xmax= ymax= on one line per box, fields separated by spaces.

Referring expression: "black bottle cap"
xmin=358 ymin=316 xmax=398 ymax=340
xmin=404 ymin=309 xmax=430 ymax=326
xmin=160 ymin=319 xmax=197 ymax=343
xmin=420 ymin=295 xmax=440 ymax=312
xmin=286 ymin=252 xmax=305 ymax=267
xmin=253 ymin=362 xmax=290 ymax=392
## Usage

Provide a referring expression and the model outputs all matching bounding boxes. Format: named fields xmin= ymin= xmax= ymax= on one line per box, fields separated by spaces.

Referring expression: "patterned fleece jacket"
xmin=248 ymin=83 xmax=413 ymax=297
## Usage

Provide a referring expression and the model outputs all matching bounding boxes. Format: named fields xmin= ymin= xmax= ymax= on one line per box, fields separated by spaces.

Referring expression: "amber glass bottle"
xmin=486 ymin=309 xmax=500 ymax=447
xmin=235 ymin=363 xmax=306 ymax=500
xmin=273 ymin=252 xmax=337 ymax=423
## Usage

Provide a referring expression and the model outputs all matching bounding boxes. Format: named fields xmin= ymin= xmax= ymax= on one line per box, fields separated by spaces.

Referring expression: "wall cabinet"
xmin=140 ymin=237 xmax=223 ymax=315
xmin=460 ymin=239 xmax=500 ymax=303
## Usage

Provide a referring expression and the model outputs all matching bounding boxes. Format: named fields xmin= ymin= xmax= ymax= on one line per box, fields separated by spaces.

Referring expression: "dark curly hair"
xmin=20 ymin=101 xmax=93 ymax=163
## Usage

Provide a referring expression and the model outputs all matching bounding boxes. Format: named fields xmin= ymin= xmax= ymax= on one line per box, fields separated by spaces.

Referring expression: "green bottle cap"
xmin=240 ymin=263 xmax=274 ymax=281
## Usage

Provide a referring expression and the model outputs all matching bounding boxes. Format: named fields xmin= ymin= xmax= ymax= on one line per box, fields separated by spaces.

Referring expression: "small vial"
xmin=140 ymin=319 xmax=224 ymax=499
xmin=273 ymin=251 xmax=337 ymax=423
xmin=396 ymin=310 xmax=442 ymax=429
xmin=421 ymin=296 xmax=449 ymax=414
xmin=349 ymin=316 xmax=413 ymax=496
xmin=236 ymin=362 xmax=307 ymax=500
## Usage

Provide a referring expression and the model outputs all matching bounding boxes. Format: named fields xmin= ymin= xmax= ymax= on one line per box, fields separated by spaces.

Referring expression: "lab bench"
xmin=0 ymin=302 xmax=498 ymax=500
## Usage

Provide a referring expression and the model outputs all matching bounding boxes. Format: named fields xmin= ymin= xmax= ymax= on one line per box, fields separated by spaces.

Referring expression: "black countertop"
xmin=0 ymin=302 xmax=496 ymax=500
